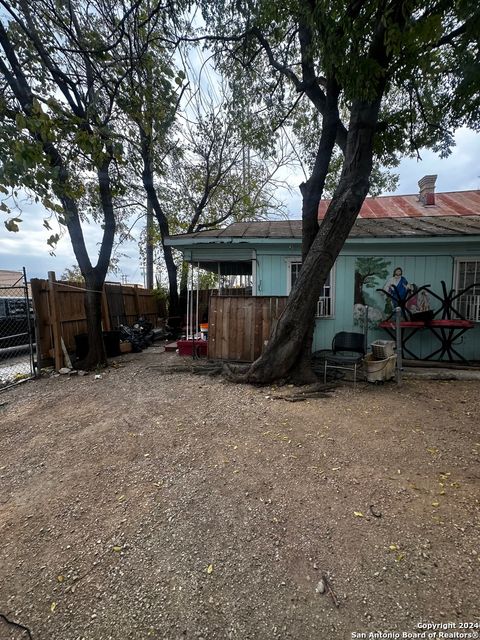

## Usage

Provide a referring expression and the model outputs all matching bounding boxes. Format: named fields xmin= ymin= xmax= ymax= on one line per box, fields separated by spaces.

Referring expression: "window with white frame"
xmin=455 ymin=258 xmax=480 ymax=322
xmin=287 ymin=260 xmax=335 ymax=317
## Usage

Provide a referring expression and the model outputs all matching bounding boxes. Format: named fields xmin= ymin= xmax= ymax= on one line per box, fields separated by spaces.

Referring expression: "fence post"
xmin=395 ymin=306 xmax=402 ymax=385
xmin=133 ymin=285 xmax=140 ymax=318
xmin=30 ymin=278 xmax=44 ymax=371
xmin=48 ymin=271 xmax=63 ymax=371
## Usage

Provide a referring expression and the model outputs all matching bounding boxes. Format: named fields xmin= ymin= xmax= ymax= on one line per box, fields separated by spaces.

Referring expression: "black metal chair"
xmin=322 ymin=331 xmax=366 ymax=389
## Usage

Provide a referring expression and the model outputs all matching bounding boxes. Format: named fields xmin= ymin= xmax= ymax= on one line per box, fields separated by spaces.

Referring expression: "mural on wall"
xmin=354 ymin=260 xmax=433 ymax=326
xmin=383 ymin=266 xmax=432 ymax=319
xmin=383 ymin=266 xmax=410 ymax=316
xmin=353 ymin=257 xmax=391 ymax=327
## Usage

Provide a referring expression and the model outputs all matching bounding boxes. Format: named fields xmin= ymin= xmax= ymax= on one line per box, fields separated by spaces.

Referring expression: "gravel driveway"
xmin=0 ymin=347 xmax=479 ymax=640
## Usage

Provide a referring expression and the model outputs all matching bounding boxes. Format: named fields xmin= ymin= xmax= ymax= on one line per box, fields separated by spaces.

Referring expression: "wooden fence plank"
xmin=221 ymin=297 xmax=230 ymax=360
xmin=30 ymin=277 xmax=164 ymax=368
xmin=208 ymin=297 xmax=217 ymax=359
xmin=101 ymin=290 xmax=111 ymax=331
xmin=207 ymin=296 xmax=288 ymax=362
xmin=48 ymin=271 xmax=63 ymax=370
xmin=30 ymin=278 xmax=50 ymax=368
xmin=237 ymin=299 xmax=246 ymax=361
xmin=245 ymin=298 xmax=254 ymax=362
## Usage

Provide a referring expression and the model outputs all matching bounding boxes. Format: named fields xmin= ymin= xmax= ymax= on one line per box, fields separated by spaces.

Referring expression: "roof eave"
xmin=165 ymin=236 xmax=300 ymax=247
xmin=166 ymin=233 xmax=480 ymax=249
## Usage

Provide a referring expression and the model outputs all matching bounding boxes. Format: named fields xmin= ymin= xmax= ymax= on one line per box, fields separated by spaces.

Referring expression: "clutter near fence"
xmin=31 ymin=272 xmax=166 ymax=370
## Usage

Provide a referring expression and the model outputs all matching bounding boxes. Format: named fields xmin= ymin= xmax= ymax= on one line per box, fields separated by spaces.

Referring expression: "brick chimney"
xmin=418 ymin=174 xmax=437 ymax=205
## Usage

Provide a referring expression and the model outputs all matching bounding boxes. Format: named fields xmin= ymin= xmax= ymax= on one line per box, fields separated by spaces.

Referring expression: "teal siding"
xmin=256 ymin=246 xmax=300 ymax=296
xmin=254 ymin=244 xmax=480 ymax=361
xmin=179 ymin=235 xmax=480 ymax=362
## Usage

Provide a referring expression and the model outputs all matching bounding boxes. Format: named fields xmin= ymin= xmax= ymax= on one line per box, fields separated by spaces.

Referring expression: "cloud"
xmin=388 ymin=127 xmax=480 ymax=194
xmin=2 ymin=127 xmax=478 ymax=281
xmin=281 ymin=127 xmax=480 ymax=214
xmin=1 ymin=196 xmax=143 ymax=282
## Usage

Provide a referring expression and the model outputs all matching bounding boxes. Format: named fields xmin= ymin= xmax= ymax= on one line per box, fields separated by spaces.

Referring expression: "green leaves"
xmin=175 ymin=69 xmax=187 ymax=86
xmin=41 ymin=197 xmax=64 ymax=215
xmin=4 ymin=217 xmax=22 ymax=232
xmin=47 ymin=233 xmax=60 ymax=248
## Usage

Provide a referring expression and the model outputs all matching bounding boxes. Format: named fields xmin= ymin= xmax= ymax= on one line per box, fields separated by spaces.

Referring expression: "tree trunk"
xmin=145 ymin=194 xmax=179 ymax=316
xmin=178 ymin=262 xmax=189 ymax=316
xmin=69 ymin=158 xmax=115 ymax=369
xmin=243 ymin=94 xmax=384 ymax=384
xmin=163 ymin=243 xmax=180 ymax=316
xmin=140 ymin=129 xmax=179 ymax=317
xmin=286 ymin=78 xmax=341 ymax=383
xmin=82 ymin=275 xmax=107 ymax=369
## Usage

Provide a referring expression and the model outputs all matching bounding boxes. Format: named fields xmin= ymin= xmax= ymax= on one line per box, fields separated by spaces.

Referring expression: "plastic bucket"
xmin=371 ymin=340 xmax=396 ymax=360
xmin=364 ymin=353 xmax=397 ymax=382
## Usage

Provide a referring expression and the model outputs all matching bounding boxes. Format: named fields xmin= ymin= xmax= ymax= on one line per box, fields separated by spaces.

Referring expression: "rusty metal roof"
xmin=167 ymin=221 xmax=298 ymax=240
xmin=167 ymin=215 xmax=480 ymax=242
xmin=318 ymin=190 xmax=480 ymax=218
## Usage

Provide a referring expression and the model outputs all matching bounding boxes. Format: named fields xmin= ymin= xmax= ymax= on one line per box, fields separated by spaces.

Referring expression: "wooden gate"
xmin=208 ymin=296 xmax=288 ymax=362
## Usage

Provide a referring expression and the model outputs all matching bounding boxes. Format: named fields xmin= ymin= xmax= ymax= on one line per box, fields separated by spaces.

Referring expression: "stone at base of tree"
xmin=59 ymin=367 xmax=71 ymax=375
xmin=77 ymin=370 xmax=88 ymax=376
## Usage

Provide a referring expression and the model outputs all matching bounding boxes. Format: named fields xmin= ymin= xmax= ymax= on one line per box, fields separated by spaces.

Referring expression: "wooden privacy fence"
xmin=186 ymin=287 xmax=252 ymax=328
xmin=208 ymin=296 xmax=288 ymax=362
xmin=31 ymin=272 xmax=166 ymax=369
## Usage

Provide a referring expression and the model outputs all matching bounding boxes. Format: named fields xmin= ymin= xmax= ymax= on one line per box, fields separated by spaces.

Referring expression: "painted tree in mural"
xmin=202 ymin=0 xmax=479 ymax=383
xmin=354 ymin=257 xmax=390 ymax=306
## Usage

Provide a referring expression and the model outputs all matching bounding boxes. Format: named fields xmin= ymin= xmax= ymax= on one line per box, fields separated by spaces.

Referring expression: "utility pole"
xmin=146 ymin=199 xmax=154 ymax=290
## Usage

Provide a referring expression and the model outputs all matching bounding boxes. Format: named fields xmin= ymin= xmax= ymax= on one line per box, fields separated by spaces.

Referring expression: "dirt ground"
xmin=0 ymin=346 xmax=479 ymax=640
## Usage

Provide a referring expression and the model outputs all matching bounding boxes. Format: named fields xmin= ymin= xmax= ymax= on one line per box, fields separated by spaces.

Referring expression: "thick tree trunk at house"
xmin=281 ymin=80 xmax=341 ymax=384
xmin=288 ymin=180 xmax=325 ymax=384
xmin=241 ymin=96 xmax=383 ymax=384
xmin=288 ymin=321 xmax=318 ymax=384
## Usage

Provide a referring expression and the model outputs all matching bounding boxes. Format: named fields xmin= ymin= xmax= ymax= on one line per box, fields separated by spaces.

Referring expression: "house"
xmin=166 ymin=176 xmax=480 ymax=362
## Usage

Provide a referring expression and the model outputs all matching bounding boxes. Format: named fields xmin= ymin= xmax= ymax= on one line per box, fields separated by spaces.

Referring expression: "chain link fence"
xmin=0 ymin=270 xmax=36 ymax=390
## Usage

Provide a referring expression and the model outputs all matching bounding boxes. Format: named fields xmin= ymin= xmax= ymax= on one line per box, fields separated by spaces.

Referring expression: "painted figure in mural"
xmin=383 ymin=267 xmax=409 ymax=309
xmin=406 ymin=284 xmax=430 ymax=314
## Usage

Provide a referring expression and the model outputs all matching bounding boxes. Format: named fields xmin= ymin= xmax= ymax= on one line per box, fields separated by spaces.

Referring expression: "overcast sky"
xmin=1 ymin=127 xmax=479 ymax=284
